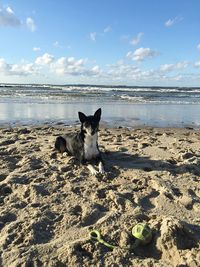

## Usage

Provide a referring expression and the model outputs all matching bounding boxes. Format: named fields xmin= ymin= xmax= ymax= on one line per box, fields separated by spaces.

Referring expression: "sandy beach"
xmin=0 ymin=124 xmax=199 ymax=266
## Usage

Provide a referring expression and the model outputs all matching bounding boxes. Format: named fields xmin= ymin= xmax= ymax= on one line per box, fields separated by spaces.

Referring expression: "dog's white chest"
xmin=84 ymin=134 xmax=99 ymax=160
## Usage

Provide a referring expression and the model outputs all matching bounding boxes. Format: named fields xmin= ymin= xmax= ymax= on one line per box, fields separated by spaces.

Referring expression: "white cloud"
xmin=0 ymin=5 xmax=21 ymax=27
xmin=10 ymin=63 xmax=37 ymax=76
xmin=160 ymin=61 xmax=188 ymax=72
xmin=26 ymin=17 xmax=36 ymax=32
xmin=0 ymin=58 xmax=37 ymax=76
xmin=35 ymin=53 xmax=54 ymax=65
xmin=33 ymin=47 xmax=41 ymax=52
xmin=51 ymin=57 xmax=103 ymax=77
xmin=108 ymin=61 xmax=140 ymax=78
xmin=130 ymin=32 xmax=144 ymax=45
xmin=53 ymin=41 xmax=64 ymax=48
xmin=197 ymin=44 xmax=200 ymax=50
xmin=90 ymin=65 xmax=102 ymax=75
xmin=89 ymin=27 xmax=112 ymax=43
xmin=6 ymin=7 xmax=14 ymax=14
xmin=0 ymin=5 xmax=36 ymax=32
xmin=127 ymin=47 xmax=157 ymax=61
xmin=90 ymin=32 xmax=96 ymax=42
xmin=1 ymin=52 xmax=197 ymax=84
xmin=106 ymin=61 xmax=169 ymax=83
xmin=104 ymin=26 xmax=112 ymax=33
xmin=107 ymin=60 xmax=192 ymax=83
xmin=194 ymin=61 xmax=200 ymax=67
xmin=165 ymin=19 xmax=174 ymax=27
xmin=165 ymin=16 xmax=183 ymax=27
xmin=52 ymin=56 xmax=85 ymax=75
xmin=172 ymin=74 xmax=183 ymax=81
xmin=0 ymin=58 xmax=10 ymax=73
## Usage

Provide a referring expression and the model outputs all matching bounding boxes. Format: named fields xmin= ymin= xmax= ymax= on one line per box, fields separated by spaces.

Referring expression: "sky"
xmin=0 ymin=0 xmax=200 ymax=86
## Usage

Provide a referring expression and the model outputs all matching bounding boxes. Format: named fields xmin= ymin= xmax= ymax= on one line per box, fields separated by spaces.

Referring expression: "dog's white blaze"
xmin=84 ymin=132 xmax=99 ymax=160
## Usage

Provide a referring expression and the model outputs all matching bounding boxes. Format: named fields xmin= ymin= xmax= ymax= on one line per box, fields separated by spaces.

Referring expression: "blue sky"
xmin=0 ymin=0 xmax=200 ymax=86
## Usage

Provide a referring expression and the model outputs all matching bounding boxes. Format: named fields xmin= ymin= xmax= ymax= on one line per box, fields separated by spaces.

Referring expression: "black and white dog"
xmin=55 ymin=108 xmax=105 ymax=175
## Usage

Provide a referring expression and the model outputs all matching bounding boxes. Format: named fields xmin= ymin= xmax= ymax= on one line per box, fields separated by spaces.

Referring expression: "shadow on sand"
xmin=104 ymin=151 xmax=200 ymax=176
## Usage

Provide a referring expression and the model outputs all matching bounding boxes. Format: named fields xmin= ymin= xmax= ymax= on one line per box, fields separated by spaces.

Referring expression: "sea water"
xmin=0 ymin=84 xmax=200 ymax=127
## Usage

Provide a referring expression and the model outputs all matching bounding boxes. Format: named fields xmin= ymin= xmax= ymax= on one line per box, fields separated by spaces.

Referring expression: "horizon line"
xmin=1 ymin=83 xmax=200 ymax=89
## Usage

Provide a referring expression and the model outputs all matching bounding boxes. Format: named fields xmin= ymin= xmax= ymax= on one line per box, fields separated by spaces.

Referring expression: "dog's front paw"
xmin=91 ymin=169 xmax=98 ymax=176
xmin=98 ymin=162 xmax=105 ymax=174
xmin=99 ymin=168 xmax=105 ymax=175
xmin=87 ymin=164 xmax=98 ymax=176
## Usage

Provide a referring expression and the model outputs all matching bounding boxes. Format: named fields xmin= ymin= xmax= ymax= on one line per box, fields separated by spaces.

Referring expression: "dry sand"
xmin=0 ymin=124 xmax=199 ymax=267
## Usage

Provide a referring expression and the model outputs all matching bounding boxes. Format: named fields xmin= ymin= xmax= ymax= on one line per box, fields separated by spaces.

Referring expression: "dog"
xmin=55 ymin=108 xmax=105 ymax=175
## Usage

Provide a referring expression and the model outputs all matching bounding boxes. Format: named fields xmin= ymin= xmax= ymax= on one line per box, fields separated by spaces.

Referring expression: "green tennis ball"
xmin=132 ymin=223 xmax=152 ymax=245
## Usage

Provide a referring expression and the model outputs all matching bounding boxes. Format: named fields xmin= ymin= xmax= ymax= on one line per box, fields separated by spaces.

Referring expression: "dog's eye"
xmin=91 ymin=122 xmax=97 ymax=128
xmin=84 ymin=121 xmax=90 ymax=128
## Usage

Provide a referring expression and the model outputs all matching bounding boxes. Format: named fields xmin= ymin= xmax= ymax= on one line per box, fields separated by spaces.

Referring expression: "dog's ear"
xmin=94 ymin=108 xmax=101 ymax=122
xmin=78 ymin=112 xmax=87 ymax=123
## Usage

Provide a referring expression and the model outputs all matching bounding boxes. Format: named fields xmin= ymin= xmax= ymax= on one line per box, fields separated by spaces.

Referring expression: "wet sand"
xmin=0 ymin=124 xmax=200 ymax=266
xmin=1 ymin=101 xmax=200 ymax=128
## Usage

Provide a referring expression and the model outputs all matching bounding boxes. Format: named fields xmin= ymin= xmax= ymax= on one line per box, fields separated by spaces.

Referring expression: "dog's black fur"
xmin=55 ymin=108 xmax=105 ymax=175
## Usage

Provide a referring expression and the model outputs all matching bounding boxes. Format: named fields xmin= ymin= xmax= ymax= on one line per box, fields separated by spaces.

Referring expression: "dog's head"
xmin=78 ymin=108 xmax=101 ymax=136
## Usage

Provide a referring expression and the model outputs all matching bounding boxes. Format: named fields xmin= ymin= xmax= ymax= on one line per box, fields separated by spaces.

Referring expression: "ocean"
xmin=0 ymin=84 xmax=200 ymax=127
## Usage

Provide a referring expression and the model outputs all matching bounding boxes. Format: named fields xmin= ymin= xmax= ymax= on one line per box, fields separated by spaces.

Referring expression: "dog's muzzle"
xmin=91 ymin=129 xmax=96 ymax=135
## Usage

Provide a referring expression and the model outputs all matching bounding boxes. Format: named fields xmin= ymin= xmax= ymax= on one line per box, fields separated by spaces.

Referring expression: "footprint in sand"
xmin=31 ymin=217 xmax=55 ymax=244
xmin=80 ymin=203 xmax=108 ymax=227
xmin=16 ymin=156 xmax=44 ymax=172
xmin=1 ymin=155 xmax=23 ymax=172
xmin=69 ymin=205 xmax=82 ymax=216
xmin=1 ymin=211 xmax=60 ymax=249
xmin=178 ymin=188 xmax=200 ymax=210
xmin=0 ymin=173 xmax=7 ymax=182
xmin=0 ymin=212 xmax=17 ymax=230
xmin=0 ymin=184 xmax=12 ymax=204
xmin=0 ymin=212 xmax=20 ymax=249
xmin=138 ymin=190 xmax=160 ymax=210
xmin=0 ymin=139 xmax=16 ymax=146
